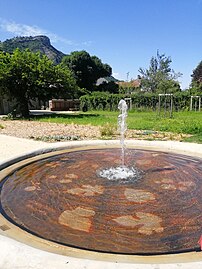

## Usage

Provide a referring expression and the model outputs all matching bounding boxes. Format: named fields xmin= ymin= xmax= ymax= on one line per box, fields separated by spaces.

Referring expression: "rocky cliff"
xmin=0 ymin=35 xmax=65 ymax=64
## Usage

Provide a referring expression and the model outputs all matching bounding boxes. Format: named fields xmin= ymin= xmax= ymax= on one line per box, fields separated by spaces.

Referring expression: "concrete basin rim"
xmin=0 ymin=139 xmax=202 ymax=264
xmin=0 ymin=139 xmax=202 ymax=170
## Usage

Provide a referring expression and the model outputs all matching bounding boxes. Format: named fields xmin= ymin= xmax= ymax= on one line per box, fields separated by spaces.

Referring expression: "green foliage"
xmin=80 ymin=92 xmax=125 ymax=111
xmin=190 ymin=60 xmax=202 ymax=94
xmin=79 ymin=92 xmax=191 ymax=112
xmin=172 ymin=91 xmax=190 ymax=111
xmin=189 ymin=84 xmax=202 ymax=95
xmin=96 ymin=81 xmax=119 ymax=94
xmin=139 ymin=51 xmax=182 ymax=93
xmin=127 ymin=111 xmax=202 ymax=137
xmin=191 ymin=60 xmax=202 ymax=84
xmin=7 ymin=110 xmax=17 ymax=119
xmin=34 ymin=111 xmax=117 ymax=126
xmin=61 ymin=50 xmax=112 ymax=91
xmin=183 ymin=133 xmax=202 ymax=143
xmin=0 ymin=49 xmax=78 ymax=117
xmin=156 ymin=80 xmax=181 ymax=94
xmin=99 ymin=122 xmax=116 ymax=137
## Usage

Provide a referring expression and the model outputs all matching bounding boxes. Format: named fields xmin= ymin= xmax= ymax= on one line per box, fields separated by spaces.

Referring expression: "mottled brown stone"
xmin=24 ymin=186 xmax=37 ymax=192
xmin=113 ymin=212 xmax=164 ymax=235
xmin=48 ymin=175 xmax=57 ymax=179
xmin=45 ymin=161 xmax=61 ymax=168
xmin=124 ymin=188 xmax=155 ymax=203
xmin=64 ymin=173 xmax=78 ymax=179
xmin=59 ymin=179 xmax=72 ymax=184
xmin=58 ymin=207 xmax=95 ymax=232
xmin=65 ymin=185 xmax=104 ymax=196
xmin=155 ymin=178 xmax=195 ymax=191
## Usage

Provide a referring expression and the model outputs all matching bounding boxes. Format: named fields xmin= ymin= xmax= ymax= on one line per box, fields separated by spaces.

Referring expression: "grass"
xmin=127 ymin=111 xmax=202 ymax=134
xmin=183 ymin=133 xmax=202 ymax=143
xmin=32 ymin=110 xmax=202 ymax=143
xmin=32 ymin=111 xmax=117 ymax=126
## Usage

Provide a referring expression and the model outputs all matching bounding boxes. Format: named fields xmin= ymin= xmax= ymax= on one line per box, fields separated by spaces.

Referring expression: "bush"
xmin=80 ymin=91 xmax=194 ymax=112
xmin=80 ymin=92 xmax=125 ymax=111
xmin=100 ymin=122 xmax=116 ymax=137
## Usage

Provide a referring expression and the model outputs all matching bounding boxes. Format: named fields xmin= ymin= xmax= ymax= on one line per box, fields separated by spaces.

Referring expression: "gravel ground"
xmin=0 ymin=120 xmax=100 ymax=141
xmin=0 ymin=119 xmax=190 ymax=142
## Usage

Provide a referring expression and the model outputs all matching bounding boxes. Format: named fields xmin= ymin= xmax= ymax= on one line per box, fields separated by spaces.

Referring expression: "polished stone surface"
xmin=1 ymin=148 xmax=202 ymax=255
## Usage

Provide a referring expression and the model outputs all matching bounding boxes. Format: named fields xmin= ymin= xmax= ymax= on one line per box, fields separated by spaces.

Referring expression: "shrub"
xmin=100 ymin=122 xmax=116 ymax=137
xmin=80 ymin=91 xmax=193 ymax=112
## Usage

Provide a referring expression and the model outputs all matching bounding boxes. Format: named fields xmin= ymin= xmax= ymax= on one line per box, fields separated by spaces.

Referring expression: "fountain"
xmin=0 ymin=100 xmax=202 ymax=264
xmin=118 ymin=99 xmax=128 ymax=166
xmin=97 ymin=99 xmax=142 ymax=182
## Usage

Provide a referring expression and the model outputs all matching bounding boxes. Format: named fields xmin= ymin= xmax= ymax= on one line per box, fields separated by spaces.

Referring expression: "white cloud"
xmin=112 ymin=72 xmax=125 ymax=80
xmin=0 ymin=18 xmax=91 ymax=47
xmin=0 ymin=18 xmax=46 ymax=36
xmin=81 ymin=40 xmax=93 ymax=46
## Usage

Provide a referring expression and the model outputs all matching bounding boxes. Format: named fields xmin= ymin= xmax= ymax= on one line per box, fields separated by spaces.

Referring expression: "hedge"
xmin=80 ymin=91 xmax=193 ymax=111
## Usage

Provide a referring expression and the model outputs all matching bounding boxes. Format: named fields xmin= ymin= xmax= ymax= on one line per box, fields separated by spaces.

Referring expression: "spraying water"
xmin=118 ymin=99 xmax=128 ymax=165
xmin=97 ymin=99 xmax=142 ymax=182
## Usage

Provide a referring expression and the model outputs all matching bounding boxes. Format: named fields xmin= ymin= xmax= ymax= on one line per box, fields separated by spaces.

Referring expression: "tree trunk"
xmin=19 ymin=98 xmax=30 ymax=118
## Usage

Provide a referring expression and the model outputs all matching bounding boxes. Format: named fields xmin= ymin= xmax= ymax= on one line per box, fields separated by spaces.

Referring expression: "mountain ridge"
xmin=0 ymin=35 xmax=65 ymax=64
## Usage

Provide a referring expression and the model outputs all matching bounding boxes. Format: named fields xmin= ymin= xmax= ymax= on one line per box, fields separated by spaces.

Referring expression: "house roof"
xmin=96 ymin=76 xmax=119 ymax=86
xmin=118 ymin=79 xmax=141 ymax=88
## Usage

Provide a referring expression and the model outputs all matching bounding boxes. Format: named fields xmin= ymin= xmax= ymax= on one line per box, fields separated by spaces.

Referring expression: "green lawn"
xmin=33 ymin=110 xmax=202 ymax=143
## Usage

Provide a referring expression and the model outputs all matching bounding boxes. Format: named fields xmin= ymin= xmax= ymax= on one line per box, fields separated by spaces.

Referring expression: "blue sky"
xmin=0 ymin=0 xmax=201 ymax=89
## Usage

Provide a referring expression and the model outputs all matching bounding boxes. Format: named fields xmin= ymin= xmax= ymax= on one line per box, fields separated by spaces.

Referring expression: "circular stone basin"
xmin=0 ymin=147 xmax=202 ymax=255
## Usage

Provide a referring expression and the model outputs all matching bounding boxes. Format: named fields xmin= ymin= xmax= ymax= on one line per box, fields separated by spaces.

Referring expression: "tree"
xmin=190 ymin=61 xmax=202 ymax=94
xmin=156 ymin=79 xmax=181 ymax=94
xmin=61 ymin=50 xmax=112 ymax=91
xmin=138 ymin=51 xmax=182 ymax=93
xmin=97 ymin=81 xmax=119 ymax=94
xmin=191 ymin=61 xmax=202 ymax=84
xmin=0 ymin=49 xmax=77 ymax=117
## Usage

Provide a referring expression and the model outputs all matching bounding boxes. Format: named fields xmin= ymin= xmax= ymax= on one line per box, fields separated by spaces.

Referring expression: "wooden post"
xmin=170 ymin=94 xmax=173 ymax=118
xmin=158 ymin=93 xmax=173 ymax=118
xmin=158 ymin=94 xmax=161 ymax=115
xmin=190 ymin=96 xmax=193 ymax=111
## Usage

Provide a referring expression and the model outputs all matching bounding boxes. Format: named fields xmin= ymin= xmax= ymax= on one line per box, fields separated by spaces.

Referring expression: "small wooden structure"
xmin=158 ymin=93 xmax=173 ymax=118
xmin=49 ymin=99 xmax=80 ymax=111
xmin=190 ymin=96 xmax=201 ymax=111
xmin=124 ymin=98 xmax=132 ymax=110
